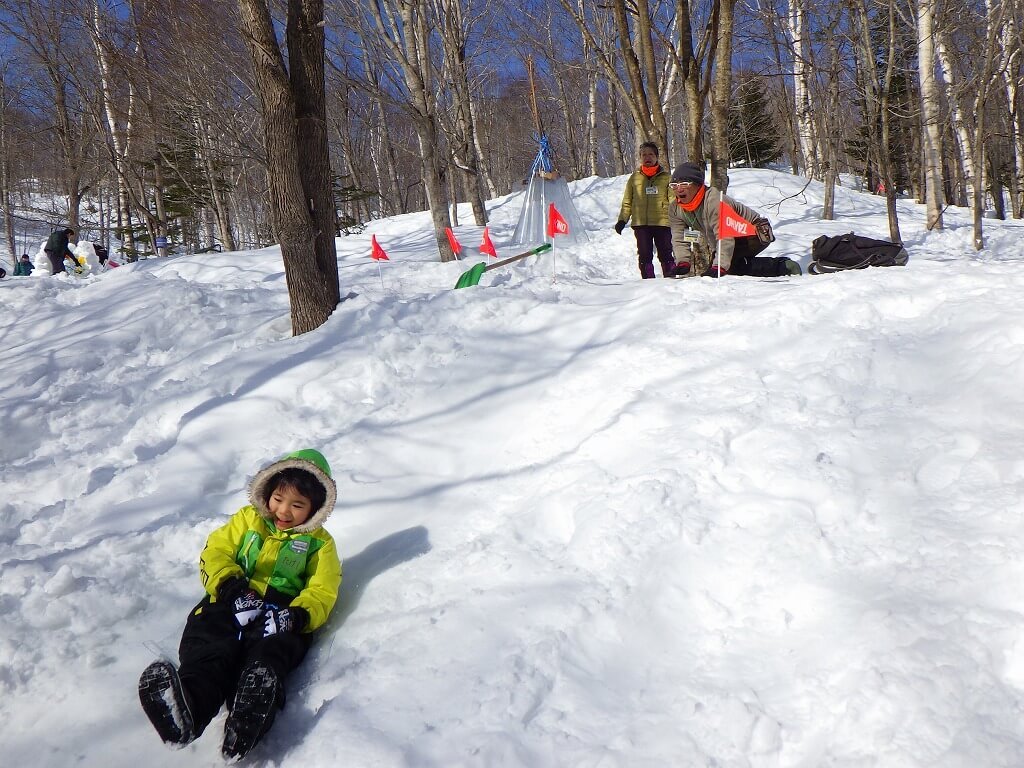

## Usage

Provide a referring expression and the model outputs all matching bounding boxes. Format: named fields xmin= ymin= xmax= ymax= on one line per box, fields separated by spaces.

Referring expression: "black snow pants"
xmin=177 ymin=595 xmax=310 ymax=736
xmin=45 ymin=250 xmax=66 ymax=275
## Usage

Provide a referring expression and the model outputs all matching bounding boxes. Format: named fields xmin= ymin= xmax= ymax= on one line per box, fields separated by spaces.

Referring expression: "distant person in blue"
xmin=44 ymin=227 xmax=77 ymax=274
xmin=13 ymin=254 xmax=34 ymax=276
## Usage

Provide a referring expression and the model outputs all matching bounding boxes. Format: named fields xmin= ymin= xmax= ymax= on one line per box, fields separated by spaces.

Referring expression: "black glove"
xmin=218 ymin=576 xmax=264 ymax=628
xmin=251 ymin=606 xmax=308 ymax=639
xmin=614 ymin=220 xmax=626 ymax=235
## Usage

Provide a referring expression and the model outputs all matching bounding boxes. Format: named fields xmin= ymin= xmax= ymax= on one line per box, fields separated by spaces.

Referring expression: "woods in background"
xmin=0 ymin=0 xmax=1020 ymax=265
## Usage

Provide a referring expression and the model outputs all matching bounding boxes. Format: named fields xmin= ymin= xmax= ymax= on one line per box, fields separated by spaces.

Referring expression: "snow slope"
xmin=2 ymin=169 xmax=1024 ymax=767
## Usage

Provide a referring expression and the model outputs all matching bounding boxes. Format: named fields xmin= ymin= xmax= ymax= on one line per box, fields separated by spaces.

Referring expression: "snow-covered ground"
xmin=2 ymin=169 xmax=1024 ymax=767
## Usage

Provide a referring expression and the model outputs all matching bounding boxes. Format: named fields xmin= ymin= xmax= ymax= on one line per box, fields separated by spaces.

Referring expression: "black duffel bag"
xmin=809 ymin=232 xmax=909 ymax=274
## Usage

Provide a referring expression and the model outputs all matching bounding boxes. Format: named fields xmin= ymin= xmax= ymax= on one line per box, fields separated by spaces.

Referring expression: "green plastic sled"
xmin=454 ymin=243 xmax=552 ymax=289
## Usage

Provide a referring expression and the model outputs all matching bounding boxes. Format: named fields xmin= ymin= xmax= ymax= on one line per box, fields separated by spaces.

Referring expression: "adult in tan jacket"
xmin=615 ymin=142 xmax=676 ymax=278
xmin=667 ymin=162 xmax=776 ymax=277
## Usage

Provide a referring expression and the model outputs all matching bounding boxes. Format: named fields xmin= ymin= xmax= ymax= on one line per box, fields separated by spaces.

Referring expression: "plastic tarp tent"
xmin=510 ymin=136 xmax=590 ymax=248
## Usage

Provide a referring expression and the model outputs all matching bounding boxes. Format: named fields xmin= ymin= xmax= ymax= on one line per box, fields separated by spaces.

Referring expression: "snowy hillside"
xmin=2 ymin=168 xmax=1024 ymax=767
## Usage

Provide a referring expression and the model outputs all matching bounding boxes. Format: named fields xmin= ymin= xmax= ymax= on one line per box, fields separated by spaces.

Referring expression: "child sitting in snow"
xmin=139 ymin=449 xmax=342 ymax=760
xmin=13 ymin=254 xmax=34 ymax=276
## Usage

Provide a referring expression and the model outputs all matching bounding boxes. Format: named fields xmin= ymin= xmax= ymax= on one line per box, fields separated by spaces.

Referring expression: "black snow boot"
xmin=138 ymin=660 xmax=196 ymax=747
xmin=221 ymin=661 xmax=283 ymax=761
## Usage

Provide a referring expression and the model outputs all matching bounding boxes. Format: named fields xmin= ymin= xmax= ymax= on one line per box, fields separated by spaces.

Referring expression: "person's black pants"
xmin=45 ymin=250 xmax=65 ymax=275
xmin=727 ymin=235 xmax=770 ymax=276
xmin=633 ymin=225 xmax=675 ymax=278
xmin=177 ymin=597 xmax=310 ymax=736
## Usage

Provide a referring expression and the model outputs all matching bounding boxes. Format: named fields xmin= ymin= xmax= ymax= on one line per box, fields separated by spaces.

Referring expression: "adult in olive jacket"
xmin=667 ymin=163 xmax=774 ymax=277
xmin=615 ymin=142 xmax=676 ymax=279
xmin=44 ymin=227 xmax=76 ymax=275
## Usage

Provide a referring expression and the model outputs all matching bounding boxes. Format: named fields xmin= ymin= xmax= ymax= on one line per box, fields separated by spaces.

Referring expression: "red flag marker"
xmin=547 ymin=203 xmax=569 ymax=238
xmin=717 ymin=200 xmax=756 ymax=239
xmin=480 ymin=227 xmax=498 ymax=258
xmin=371 ymin=234 xmax=390 ymax=261
xmin=445 ymin=227 xmax=462 ymax=258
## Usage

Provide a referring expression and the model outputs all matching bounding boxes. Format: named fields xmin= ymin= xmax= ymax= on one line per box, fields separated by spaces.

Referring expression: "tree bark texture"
xmin=238 ymin=0 xmax=340 ymax=335
xmin=917 ymin=0 xmax=945 ymax=231
xmin=366 ymin=0 xmax=454 ymax=260
xmin=710 ymin=0 xmax=735 ymax=191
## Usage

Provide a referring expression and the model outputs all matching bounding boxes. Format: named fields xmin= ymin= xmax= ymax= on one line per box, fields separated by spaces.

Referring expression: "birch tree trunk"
xmin=586 ymin=67 xmax=600 ymax=176
xmin=0 ymin=2 xmax=91 ymax=232
xmin=820 ymin=17 xmax=844 ymax=219
xmin=609 ymin=90 xmax=627 ymax=175
xmin=366 ymin=0 xmax=454 ymax=260
xmin=988 ymin=147 xmax=1006 ymax=218
xmin=377 ymin=100 xmax=406 ymax=215
xmin=551 ymin=47 xmax=582 ymax=176
xmin=878 ymin=0 xmax=903 ymax=242
xmin=676 ymin=0 xmax=707 ymax=163
xmin=710 ymin=0 xmax=735 ymax=190
xmin=787 ymin=0 xmax=817 ymax=177
xmin=968 ymin=0 xmax=1006 ymax=249
xmin=936 ymin=30 xmax=975 ymax=207
xmin=557 ymin=0 xmax=669 ymax=155
xmin=999 ymin=11 xmax=1023 ymax=217
xmin=433 ymin=0 xmax=487 ymax=225
xmin=0 ymin=69 xmax=15 ymax=263
xmin=449 ymin=170 xmax=459 ymax=227
xmin=917 ymin=0 xmax=946 ymax=230
xmin=633 ymin=0 xmax=670 ymax=154
xmin=468 ymin=93 xmax=498 ymax=198
xmin=761 ymin=3 xmax=800 ymax=174
xmin=87 ymin=0 xmax=137 ymax=258
xmin=153 ymin=160 xmax=169 ymax=257
xmin=52 ymin=78 xmax=84 ymax=233
xmin=349 ymin=49 xmax=406 ymax=216
xmin=194 ymin=114 xmax=237 ymax=249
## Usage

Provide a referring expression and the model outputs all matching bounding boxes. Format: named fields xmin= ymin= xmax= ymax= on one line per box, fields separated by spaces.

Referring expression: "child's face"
xmin=268 ymin=482 xmax=313 ymax=529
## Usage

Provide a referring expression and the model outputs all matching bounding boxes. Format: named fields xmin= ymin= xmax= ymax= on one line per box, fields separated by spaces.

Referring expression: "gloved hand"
xmin=218 ymin=576 xmax=264 ymax=628
xmin=251 ymin=606 xmax=308 ymax=639
xmin=614 ymin=220 xmax=626 ymax=235
xmin=753 ymin=216 xmax=775 ymax=243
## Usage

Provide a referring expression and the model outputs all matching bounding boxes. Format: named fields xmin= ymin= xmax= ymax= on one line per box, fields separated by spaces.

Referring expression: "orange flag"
xmin=717 ymin=200 xmax=756 ymax=239
xmin=370 ymin=234 xmax=389 ymax=261
xmin=480 ymin=227 xmax=498 ymax=258
xmin=445 ymin=227 xmax=462 ymax=258
xmin=547 ymin=203 xmax=569 ymax=238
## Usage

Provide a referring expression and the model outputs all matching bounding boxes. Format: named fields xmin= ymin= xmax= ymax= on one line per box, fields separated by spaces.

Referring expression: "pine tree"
xmin=729 ymin=74 xmax=781 ymax=168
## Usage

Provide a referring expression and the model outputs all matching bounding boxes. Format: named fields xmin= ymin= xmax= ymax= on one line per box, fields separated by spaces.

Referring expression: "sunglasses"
xmin=669 ymin=181 xmax=700 ymax=190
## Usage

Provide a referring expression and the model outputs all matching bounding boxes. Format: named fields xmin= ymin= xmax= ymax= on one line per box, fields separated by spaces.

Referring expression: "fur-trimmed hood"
xmin=248 ymin=449 xmax=337 ymax=534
